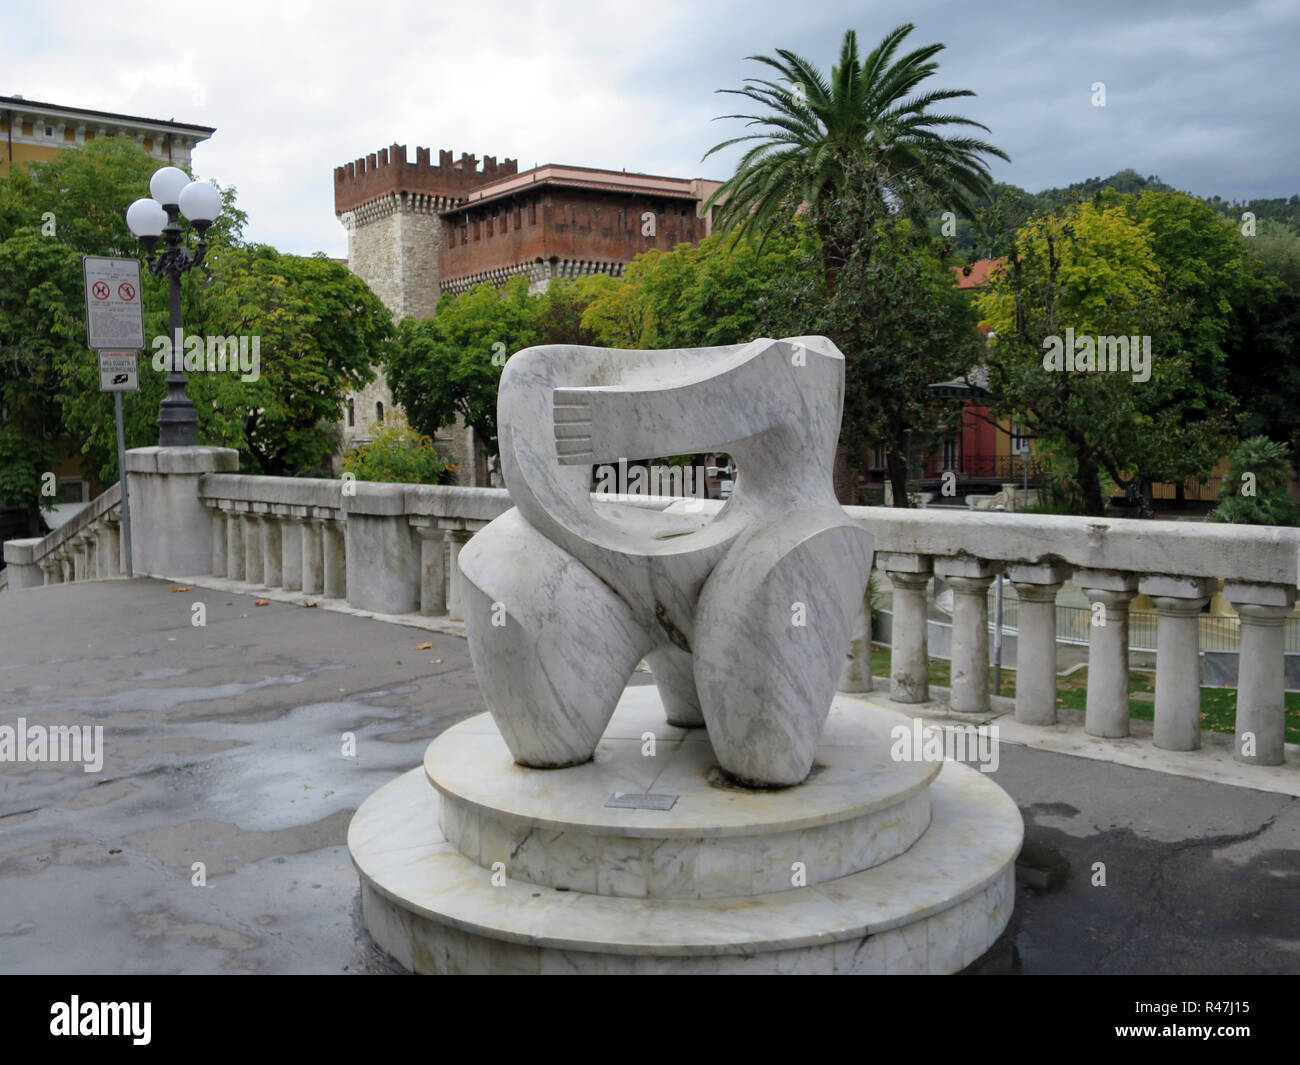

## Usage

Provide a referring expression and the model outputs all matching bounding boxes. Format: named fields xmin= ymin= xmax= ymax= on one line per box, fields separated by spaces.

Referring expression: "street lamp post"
xmin=125 ymin=167 xmax=222 ymax=446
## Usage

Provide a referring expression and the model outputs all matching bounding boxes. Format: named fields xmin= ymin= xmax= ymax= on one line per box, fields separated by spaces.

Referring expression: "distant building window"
xmin=1009 ymin=420 xmax=1030 ymax=454
xmin=45 ymin=126 xmax=53 ymax=137
xmin=347 ymin=398 xmax=355 ymax=427
xmin=942 ymin=435 xmax=959 ymax=470
xmin=59 ymin=479 xmax=88 ymax=504
xmin=376 ymin=401 xmax=384 ymax=424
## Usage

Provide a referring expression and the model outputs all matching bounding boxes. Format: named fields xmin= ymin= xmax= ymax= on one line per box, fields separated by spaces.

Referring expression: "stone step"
xmin=425 ymin=690 xmax=940 ymax=898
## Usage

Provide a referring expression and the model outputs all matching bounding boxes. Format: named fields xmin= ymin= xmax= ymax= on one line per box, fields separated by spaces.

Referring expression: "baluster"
xmin=301 ymin=517 xmax=324 ymax=596
xmin=1007 ymin=563 xmax=1070 ymax=725
xmin=877 ymin=553 xmax=932 ymax=704
xmin=282 ymin=514 xmax=303 ymax=591
xmin=322 ymin=518 xmax=347 ymax=599
xmin=1141 ymin=576 xmax=1215 ymax=751
xmin=936 ymin=558 xmax=999 ymax=714
xmin=445 ymin=526 xmax=470 ymax=621
xmin=243 ymin=512 xmax=263 ymax=584
xmin=1076 ymin=569 xmax=1138 ymax=738
xmin=210 ymin=508 xmax=227 ymax=577
xmin=1224 ymin=581 xmax=1296 ymax=765
xmin=260 ymin=507 xmax=282 ymax=587
xmin=414 ymin=523 xmax=447 ymax=616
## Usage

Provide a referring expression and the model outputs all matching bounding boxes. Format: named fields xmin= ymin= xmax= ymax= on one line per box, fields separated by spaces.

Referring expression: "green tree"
xmin=975 ymin=200 xmax=1171 ymax=516
xmin=0 ymin=135 xmax=245 ymax=254
xmin=383 ymin=275 xmax=541 ymax=462
xmin=703 ymin=24 xmax=1007 ymax=291
xmin=576 ymin=273 xmax=646 ymax=348
xmin=1229 ymin=228 xmax=1300 ymax=453
xmin=0 ymin=230 xmax=84 ymax=532
xmin=1112 ymin=189 xmax=1246 ymax=503
xmin=0 ymin=135 xmax=247 ymax=488
xmin=580 ymin=225 xmax=819 ymax=349
xmin=55 ymin=244 xmax=389 ymax=480
xmin=531 ymin=276 xmax=608 ymax=346
xmin=342 ymin=412 xmax=451 ymax=485
xmin=794 ymin=206 xmax=983 ymax=502
xmin=1211 ymin=437 xmax=1299 ymax=526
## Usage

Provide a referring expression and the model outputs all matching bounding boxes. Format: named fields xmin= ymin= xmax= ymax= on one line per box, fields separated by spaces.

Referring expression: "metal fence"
xmin=992 ymin=594 xmax=1300 ymax=653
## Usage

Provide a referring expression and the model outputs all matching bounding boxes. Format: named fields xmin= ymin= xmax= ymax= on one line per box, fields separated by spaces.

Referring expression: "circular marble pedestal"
xmin=348 ymin=689 xmax=1023 ymax=974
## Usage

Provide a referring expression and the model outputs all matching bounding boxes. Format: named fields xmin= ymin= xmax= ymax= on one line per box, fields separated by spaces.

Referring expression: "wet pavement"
xmin=0 ymin=578 xmax=1296 ymax=974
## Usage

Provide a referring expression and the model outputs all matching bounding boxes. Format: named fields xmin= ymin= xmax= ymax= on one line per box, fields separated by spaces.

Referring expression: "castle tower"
xmin=334 ymin=144 xmax=517 ymax=469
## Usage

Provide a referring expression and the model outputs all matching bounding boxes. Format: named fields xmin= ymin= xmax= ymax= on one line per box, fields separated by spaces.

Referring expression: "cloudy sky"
xmin=8 ymin=0 xmax=1296 ymax=256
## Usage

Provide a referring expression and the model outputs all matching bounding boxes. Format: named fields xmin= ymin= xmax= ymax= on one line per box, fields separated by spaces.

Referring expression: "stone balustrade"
xmin=6 ymin=464 xmax=1299 ymax=770
xmin=1 ymin=480 xmax=126 ymax=589
xmin=193 ymin=476 xmax=514 ymax=622
xmin=861 ymin=507 xmax=1300 ymax=768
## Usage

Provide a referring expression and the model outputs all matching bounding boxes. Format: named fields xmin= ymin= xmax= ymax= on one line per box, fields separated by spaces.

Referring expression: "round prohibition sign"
xmin=91 ymin=281 xmax=111 ymax=300
xmin=118 ymin=282 xmax=137 ymax=301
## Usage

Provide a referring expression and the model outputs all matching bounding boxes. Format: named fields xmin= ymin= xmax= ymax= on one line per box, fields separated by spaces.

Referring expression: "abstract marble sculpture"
xmin=348 ymin=333 xmax=1022 ymax=974
xmin=459 ymin=335 xmax=874 ymax=786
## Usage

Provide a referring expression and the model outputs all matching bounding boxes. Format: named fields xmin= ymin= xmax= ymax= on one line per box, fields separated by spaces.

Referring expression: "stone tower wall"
xmin=336 ymin=144 xmax=515 ymax=472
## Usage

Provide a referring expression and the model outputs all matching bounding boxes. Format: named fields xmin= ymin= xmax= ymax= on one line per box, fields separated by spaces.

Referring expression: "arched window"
xmin=376 ymin=401 xmax=385 ymax=424
xmin=347 ymin=397 xmax=355 ymax=427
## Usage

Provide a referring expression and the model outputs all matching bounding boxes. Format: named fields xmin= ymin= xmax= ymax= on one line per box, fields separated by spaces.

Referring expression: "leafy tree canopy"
xmin=703 ymin=23 xmax=1007 ymax=292
xmin=0 ymin=229 xmax=83 ymax=525
xmin=975 ymin=198 xmax=1211 ymax=516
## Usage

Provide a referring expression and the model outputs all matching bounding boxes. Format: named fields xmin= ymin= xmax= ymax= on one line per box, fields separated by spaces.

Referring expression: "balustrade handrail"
xmin=15 ymin=475 xmax=1300 ymax=611
xmin=21 ymin=480 xmax=122 ymax=563
xmin=15 ymin=479 xmax=1300 ymax=589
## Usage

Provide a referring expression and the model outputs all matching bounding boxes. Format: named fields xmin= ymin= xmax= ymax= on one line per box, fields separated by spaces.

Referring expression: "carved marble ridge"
xmin=458 ymin=336 xmax=874 ymax=786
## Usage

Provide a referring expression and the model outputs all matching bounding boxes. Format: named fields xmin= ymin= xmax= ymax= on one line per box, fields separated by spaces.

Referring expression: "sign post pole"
xmin=114 ymin=391 xmax=133 ymax=578
xmin=96 ymin=352 xmax=139 ymax=576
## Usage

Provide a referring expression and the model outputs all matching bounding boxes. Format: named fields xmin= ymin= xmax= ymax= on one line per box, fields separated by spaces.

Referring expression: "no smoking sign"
xmin=82 ymin=256 xmax=144 ymax=350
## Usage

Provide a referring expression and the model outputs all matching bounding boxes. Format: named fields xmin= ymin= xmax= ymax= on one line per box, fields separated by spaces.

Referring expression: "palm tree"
xmin=703 ymin=24 xmax=1009 ymax=291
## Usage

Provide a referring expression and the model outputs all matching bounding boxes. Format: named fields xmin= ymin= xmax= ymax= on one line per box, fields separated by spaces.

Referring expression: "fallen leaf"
xmin=254 ymin=599 xmax=269 ymax=607
xmin=433 ymin=658 xmax=443 ymax=664
xmin=416 ymin=642 xmax=433 ymax=650
xmin=169 ymin=585 xmax=192 ymax=592
xmin=239 ymin=613 xmax=249 ymax=618
xmin=303 ymin=601 xmax=318 ymax=608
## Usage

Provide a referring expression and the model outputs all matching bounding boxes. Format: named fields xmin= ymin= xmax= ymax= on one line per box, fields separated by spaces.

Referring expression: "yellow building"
xmin=0 ymin=94 xmax=214 ymax=179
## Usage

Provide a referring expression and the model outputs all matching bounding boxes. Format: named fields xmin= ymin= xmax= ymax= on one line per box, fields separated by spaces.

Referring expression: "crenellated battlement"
xmin=334 ymin=143 xmax=518 ymax=215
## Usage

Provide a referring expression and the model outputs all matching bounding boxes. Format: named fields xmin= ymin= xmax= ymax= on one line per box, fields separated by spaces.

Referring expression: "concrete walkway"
xmin=0 ymin=578 xmax=1296 ymax=974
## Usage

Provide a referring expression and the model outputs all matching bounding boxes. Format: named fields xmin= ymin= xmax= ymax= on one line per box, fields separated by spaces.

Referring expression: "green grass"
xmin=868 ymin=645 xmax=1300 ymax=744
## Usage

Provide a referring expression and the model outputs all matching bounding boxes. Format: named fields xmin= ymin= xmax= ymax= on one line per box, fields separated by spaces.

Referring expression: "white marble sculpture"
xmin=458 ymin=336 xmax=874 ymax=786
